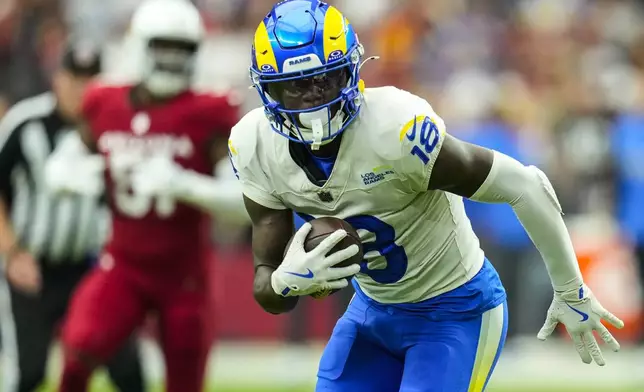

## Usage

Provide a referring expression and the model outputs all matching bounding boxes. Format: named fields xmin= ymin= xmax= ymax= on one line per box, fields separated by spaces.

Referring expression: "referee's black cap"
xmin=60 ymin=42 xmax=102 ymax=77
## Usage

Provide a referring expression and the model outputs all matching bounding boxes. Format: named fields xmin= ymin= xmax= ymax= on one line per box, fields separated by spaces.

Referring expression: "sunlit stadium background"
xmin=2 ymin=0 xmax=644 ymax=391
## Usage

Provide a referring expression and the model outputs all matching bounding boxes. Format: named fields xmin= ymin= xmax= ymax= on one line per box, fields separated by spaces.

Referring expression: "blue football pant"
xmin=316 ymin=298 xmax=508 ymax=392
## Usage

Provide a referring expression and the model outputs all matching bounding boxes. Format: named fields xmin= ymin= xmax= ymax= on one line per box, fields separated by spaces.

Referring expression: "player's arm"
xmin=44 ymin=126 xmax=105 ymax=196
xmin=244 ymin=195 xmax=359 ymax=314
xmin=429 ymin=135 xmax=583 ymax=292
xmin=178 ymin=92 xmax=246 ymax=220
xmin=176 ymin=92 xmax=247 ymax=222
xmin=244 ymin=196 xmax=300 ymax=314
xmin=428 ymin=134 xmax=623 ymax=365
xmin=133 ymin=136 xmax=250 ymax=223
xmin=170 ymin=133 xmax=248 ymax=223
xmin=130 ymin=97 xmax=249 ymax=223
xmin=45 ymin=82 xmax=105 ymax=195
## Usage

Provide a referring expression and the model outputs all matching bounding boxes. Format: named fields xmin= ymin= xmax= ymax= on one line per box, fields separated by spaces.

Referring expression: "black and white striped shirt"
xmin=0 ymin=92 xmax=106 ymax=264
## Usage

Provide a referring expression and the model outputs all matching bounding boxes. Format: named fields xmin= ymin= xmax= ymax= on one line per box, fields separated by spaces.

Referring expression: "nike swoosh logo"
xmin=285 ymin=269 xmax=314 ymax=279
xmin=567 ymin=304 xmax=589 ymax=322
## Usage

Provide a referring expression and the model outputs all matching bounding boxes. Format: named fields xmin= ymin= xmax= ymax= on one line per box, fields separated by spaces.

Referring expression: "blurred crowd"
xmin=2 ymin=0 xmax=644 ymax=341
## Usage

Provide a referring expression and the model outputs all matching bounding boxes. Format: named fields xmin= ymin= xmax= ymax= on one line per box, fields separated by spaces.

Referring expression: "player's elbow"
xmin=471 ymin=151 xmax=564 ymax=218
xmin=253 ymin=291 xmax=288 ymax=315
xmin=252 ymin=276 xmax=298 ymax=315
xmin=499 ymin=161 xmax=560 ymax=211
xmin=516 ymin=165 xmax=563 ymax=213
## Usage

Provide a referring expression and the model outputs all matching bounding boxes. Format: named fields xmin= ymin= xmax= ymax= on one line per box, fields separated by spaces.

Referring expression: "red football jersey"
xmin=82 ymin=84 xmax=239 ymax=270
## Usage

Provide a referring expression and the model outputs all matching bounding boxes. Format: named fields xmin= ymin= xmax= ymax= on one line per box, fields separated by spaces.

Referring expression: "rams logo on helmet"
xmin=288 ymin=56 xmax=312 ymax=66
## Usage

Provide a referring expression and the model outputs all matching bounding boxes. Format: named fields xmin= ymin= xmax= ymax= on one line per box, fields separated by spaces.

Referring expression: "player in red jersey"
xmin=43 ymin=0 xmax=247 ymax=391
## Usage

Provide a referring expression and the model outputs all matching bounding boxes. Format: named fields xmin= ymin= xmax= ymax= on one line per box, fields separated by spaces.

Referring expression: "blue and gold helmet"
xmin=250 ymin=0 xmax=364 ymax=149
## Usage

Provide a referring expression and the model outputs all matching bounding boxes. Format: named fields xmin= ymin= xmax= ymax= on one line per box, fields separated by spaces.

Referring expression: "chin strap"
xmin=311 ymin=118 xmax=324 ymax=150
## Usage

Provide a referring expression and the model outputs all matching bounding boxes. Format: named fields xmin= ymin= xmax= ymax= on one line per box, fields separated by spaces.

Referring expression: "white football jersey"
xmin=229 ymin=86 xmax=484 ymax=304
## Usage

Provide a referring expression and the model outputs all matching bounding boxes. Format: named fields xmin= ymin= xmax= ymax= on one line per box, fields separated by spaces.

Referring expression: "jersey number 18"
xmin=407 ymin=116 xmax=440 ymax=165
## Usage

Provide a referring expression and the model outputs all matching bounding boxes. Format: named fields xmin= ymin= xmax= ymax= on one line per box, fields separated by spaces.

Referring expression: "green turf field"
xmin=27 ymin=341 xmax=644 ymax=392
xmin=35 ymin=384 xmax=644 ymax=392
xmin=33 ymin=377 xmax=644 ymax=392
xmin=30 ymin=365 xmax=643 ymax=392
xmin=207 ymin=388 xmax=643 ymax=392
xmin=34 ymin=385 xmax=644 ymax=392
xmin=203 ymin=387 xmax=640 ymax=392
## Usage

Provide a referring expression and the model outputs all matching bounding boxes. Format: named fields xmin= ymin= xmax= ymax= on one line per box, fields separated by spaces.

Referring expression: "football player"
xmin=229 ymin=1 xmax=624 ymax=391
xmin=44 ymin=0 xmax=246 ymax=391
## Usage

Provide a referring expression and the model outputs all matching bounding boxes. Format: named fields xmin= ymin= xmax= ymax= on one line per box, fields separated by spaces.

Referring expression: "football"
xmin=303 ymin=217 xmax=364 ymax=266
xmin=286 ymin=217 xmax=364 ymax=298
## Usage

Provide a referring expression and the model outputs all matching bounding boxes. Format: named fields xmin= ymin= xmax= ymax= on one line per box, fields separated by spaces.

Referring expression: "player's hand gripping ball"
xmin=287 ymin=217 xmax=364 ymax=299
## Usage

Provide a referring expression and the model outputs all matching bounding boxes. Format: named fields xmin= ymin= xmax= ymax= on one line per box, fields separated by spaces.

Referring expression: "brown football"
xmin=285 ymin=217 xmax=364 ymax=298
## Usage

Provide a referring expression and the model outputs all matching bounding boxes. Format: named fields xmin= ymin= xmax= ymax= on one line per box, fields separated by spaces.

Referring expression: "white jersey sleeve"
xmin=366 ymin=87 xmax=448 ymax=193
xmin=228 ymin=108 xmax=287 ymax=210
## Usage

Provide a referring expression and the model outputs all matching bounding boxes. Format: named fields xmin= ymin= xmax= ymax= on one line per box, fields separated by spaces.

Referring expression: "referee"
xmin=0 ymin=44 xmax=144 ymax=392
